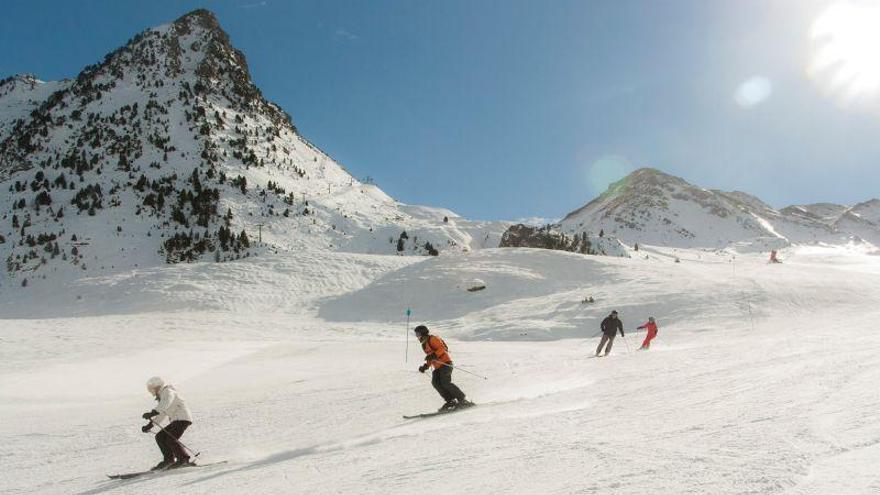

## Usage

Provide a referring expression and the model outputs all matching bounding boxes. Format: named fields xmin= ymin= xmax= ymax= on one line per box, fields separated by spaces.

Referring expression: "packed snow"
xmin=3 ymin=244 xmax=880 ymax=494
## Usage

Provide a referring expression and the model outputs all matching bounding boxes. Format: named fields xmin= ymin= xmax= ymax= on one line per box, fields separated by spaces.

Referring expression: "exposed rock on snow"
xmin=499 ymin=223 xmax=628 ymax=257
xmin=466 ymin=278 xmax=487 ymax=292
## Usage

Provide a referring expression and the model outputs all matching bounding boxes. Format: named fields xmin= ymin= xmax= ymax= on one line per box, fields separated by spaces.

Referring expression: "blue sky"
xmin=2 ymin=0 xmax=878 ymax=220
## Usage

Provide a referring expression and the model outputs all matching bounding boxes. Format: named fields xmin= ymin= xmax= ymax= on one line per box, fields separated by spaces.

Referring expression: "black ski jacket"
xmin=601 ymin=316 xmax=624 ymax=337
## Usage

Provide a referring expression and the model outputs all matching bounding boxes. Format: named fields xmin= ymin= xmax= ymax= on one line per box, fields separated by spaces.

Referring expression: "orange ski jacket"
xmin=422 ymin=335 xmax=453 ymax=370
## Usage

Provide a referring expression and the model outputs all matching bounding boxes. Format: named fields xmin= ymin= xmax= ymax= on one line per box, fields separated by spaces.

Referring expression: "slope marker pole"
xmin=405 ymin=308 xmax=411 ymax=363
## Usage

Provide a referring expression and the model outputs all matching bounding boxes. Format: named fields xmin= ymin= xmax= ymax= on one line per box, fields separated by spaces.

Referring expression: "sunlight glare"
xmin=809 ymin=1 xmax=880 ymax=104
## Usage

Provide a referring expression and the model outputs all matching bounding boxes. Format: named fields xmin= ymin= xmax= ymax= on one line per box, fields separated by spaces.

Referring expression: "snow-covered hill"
xmin=0 ymin=10 xmax=507 ymax=290
xmin=556 ymin=168 xmax=876 ymax=250
xmin=4 ymin=245 xmax=880 ymax=494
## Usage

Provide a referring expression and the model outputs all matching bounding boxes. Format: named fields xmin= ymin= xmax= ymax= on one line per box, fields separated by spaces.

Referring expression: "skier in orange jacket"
xmin=415 ymin=325 xmax=474 ymax=412
xmin=638 ymin=317 xmax=658 ymax=350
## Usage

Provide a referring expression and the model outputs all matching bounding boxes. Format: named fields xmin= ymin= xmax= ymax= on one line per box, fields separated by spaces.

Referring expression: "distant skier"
xmin=415 ymin=325 xmax=474 ymax=411
xmin=141 ymin=377 xmax=194 ymax=470
xmin=637 ymin=316 xmax=659 ymax=350
xmin=596 ymin=310 xmax=624 ymax=356
xmin=769 ymin=250 xmax=782 ymax=263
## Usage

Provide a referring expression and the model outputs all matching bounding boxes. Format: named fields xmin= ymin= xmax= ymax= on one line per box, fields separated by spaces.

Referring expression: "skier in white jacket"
xmin=141 ymin=377 xmax=194 ymax=470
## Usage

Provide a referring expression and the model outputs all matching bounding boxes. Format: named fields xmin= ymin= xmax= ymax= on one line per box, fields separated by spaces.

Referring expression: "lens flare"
xmin=588 ymin=155 xmax=634 ymax=197
xmin=809 ymin=1 xmax=880 ymax=105
xmin=735 ymin=76 xmax=773 ymax=108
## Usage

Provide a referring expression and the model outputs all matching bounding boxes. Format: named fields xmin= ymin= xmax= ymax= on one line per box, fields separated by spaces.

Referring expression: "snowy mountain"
xmin=833 ymin=199 xmax=880 ymax=246
xmin=0 ymin=10 xmax=507 ymax=288
xmin=555 ymin=168 xmax=876 ymax=250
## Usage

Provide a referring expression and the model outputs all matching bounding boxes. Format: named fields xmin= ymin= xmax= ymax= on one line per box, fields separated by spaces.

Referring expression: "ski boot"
xmin=438 ymin=400 xmax=457 ymax=412
xmin=457 ymin=398 xmax=475 ymax=409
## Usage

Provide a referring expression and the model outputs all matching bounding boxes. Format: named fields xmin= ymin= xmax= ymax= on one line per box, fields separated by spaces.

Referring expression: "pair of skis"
xmin=403 ymin=403 xmax=476 ymax=419
xmin=107 ymin=460 xmax=227 ymax=480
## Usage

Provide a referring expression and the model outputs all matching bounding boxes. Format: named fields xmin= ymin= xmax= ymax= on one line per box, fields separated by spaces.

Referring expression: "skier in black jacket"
xmin=596 ymin=310 xmax=624 ymax=356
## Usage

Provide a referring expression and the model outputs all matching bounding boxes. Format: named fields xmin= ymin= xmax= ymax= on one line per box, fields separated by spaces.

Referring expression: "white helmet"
xmin=146 ymin=376 xmax=165 ymax=393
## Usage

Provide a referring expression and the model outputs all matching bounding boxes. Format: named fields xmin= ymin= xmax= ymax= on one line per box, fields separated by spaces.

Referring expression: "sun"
xmin=809 ymin=1 xmax=880 ymax=103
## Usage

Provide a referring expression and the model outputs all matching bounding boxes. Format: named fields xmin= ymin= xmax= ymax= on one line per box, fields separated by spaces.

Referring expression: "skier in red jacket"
xmin=638 ymin=317 xmax=658 ymax=350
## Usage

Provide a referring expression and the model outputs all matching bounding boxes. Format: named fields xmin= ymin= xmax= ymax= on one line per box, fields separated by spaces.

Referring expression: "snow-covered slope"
xmin=847 ymin=199 xmax=880 ymax=225
xmin=4 ymin=246 xmax=880 ymax=494
xmin=0 ymin=10 xmax=507 ymax=290
xmin=781 ymin=202 xmax=849 ymax=224
xmin=557 ymin=168 xmax=875 ymax=250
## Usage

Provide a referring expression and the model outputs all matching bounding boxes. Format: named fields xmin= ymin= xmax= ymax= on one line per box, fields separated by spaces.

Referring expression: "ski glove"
xmin=419 ymin=364 xmax=429 ymax=373
xmin=142 ymin=409 xmax=159 ymax=420
xmin=141 ymin=423 xmax=153 ymax=433
xmin=424 ymin=353 xmax=437 ymax=362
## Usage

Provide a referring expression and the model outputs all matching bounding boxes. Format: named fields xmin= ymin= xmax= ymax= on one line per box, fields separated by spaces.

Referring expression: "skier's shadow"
xmin=74 ymin=447 xmax=322 ymax=495
xmin=181 ymin=445 xmax=325 ymax=486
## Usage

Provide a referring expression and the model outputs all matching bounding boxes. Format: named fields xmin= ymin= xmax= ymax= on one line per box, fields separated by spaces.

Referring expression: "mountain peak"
xmin=172 ymin=9 xmax=221 ymax=30
xmin=629 ymin=167 xmax=671 ymax=178
xmin=602 ymin=167 xmax=684 ymax=195
xmin=581 ymin=167 xmax=688 ymax=211
xmin=0 ymin=74 xmax=39 ymax=87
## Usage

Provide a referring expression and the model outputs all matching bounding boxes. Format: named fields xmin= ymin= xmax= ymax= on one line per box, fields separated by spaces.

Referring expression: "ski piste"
xmin=108 ymin=461 xmax=227 ymax=480
xmin=404 ymin=404 xmax=477 ymax=419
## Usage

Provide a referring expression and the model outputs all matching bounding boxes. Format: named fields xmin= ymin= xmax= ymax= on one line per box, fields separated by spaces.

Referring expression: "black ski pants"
xmin=596 ymin=333 xmax=617 ymax=355
xmin=156 ymin=420 xmax=191 ymax=462
xmin=431 ymin=364 xmax=466 ymax=403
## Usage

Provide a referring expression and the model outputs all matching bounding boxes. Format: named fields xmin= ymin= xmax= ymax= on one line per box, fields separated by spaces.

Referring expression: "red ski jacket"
xmin=637 ymin=322 xmax=658 ymax=334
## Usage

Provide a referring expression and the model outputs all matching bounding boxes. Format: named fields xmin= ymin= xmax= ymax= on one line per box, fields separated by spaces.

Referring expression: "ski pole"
xmin=439 ymin=361 xmax=488 ymax=380
xmin=405 ymin=308 xmax=411 ymax=363
xmin=150 ymin=419 xmax=200 ymax=459
xmin=622 ymin=334 xmax=632 ymax=353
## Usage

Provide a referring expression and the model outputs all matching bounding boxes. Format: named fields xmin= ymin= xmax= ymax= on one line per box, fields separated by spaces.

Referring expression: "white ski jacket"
xmin=152 ymin=385 xmax=193 ymax=425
